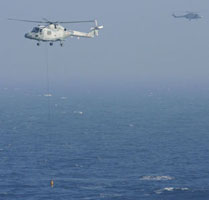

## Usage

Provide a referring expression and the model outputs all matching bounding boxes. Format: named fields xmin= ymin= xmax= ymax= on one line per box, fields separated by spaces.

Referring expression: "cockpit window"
xmin=32 ymin=27 xmax=40 ymax=33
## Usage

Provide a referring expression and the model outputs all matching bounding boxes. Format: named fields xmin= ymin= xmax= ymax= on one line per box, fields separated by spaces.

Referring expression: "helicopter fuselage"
xmin=25 ymin=24 xmax=72 ymax=42
xmin=8 ymin=18 xmax=103 ymax=46
xmin=24 ymin=24 xmax=96 ymax=43
xmin=173 ymin=13 xmax=202 ymax=20
xmin=184 ymin=13 xmax=201 ymax=20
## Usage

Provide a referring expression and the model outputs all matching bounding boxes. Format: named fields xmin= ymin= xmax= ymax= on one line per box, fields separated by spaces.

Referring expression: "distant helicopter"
xmin=8 ymin=18 xmax=103 ymax=46
xmin=172 ymin=12 xmax=202 ymax=21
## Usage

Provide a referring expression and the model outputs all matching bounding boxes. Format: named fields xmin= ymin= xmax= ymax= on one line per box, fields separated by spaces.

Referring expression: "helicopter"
xmin=8 ymin=18 xmax=103 ymax=46
xmin=172 ymin=12 xmax=202 ymax=21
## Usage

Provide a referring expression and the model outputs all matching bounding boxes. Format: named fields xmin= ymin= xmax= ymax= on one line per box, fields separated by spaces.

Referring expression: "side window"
xmin=47 ymin=31 xmax=52 ymax=35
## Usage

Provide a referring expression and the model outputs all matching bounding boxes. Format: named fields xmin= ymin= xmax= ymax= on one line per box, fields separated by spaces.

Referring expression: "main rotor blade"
xmin=8 ymin=18 xmax=96 ymax=25
xmin=42 ymin=18 xmax=51 ymax=23
xmin=185 ymin=11 xmax=198 ymax=14
xmin=58 ymin=20 xmax=95 ymax=24
xmin=8 ymin=18 xmax=46 ymax=23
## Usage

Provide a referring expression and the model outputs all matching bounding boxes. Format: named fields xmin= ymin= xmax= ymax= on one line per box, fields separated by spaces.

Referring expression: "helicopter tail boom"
xmin=66 ymin=20 xmax=103 ymax=38
xmin=172 ymin=14 xmax=184 ymax=18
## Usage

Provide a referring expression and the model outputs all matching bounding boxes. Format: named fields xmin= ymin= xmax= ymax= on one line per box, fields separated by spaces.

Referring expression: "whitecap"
xmin=60 ymin=96 xmax=68 ymax=100
xmin=164 ymin=187 xmax=174 ymax=191
xmin=140 ymin=175 xmax=174 ymax=181
xmin=99 ymin=193 xmax=122 ymax=198
xmin=181 ymin=188 xmax=189 ymax=191
xmin=73 ymin=111 xmax=83 ymax=115
xmin=74 ymin=164 xmax=83 ymax=168
xmin=44 ymin=94 xmax=52 ymax=97
xmin=81 ymin=185 xmax=103 ymax=190
xmin=155 ymin=187 xmax=189 ymax=194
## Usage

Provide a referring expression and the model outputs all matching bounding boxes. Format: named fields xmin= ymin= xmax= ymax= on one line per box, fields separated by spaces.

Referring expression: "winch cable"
xmin=45 ymin=45 xmax=51 ymax=121
xmin=44 ymin=44 xmax=54 ymax=187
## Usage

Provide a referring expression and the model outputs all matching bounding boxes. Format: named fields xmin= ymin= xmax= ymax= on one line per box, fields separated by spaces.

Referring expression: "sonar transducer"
xmin=50 ymin=180 xmax=54 ymax=187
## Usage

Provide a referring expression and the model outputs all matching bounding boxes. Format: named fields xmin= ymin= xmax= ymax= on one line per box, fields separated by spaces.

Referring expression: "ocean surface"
xmin=0 ymin=87 xmax=209 ymax=200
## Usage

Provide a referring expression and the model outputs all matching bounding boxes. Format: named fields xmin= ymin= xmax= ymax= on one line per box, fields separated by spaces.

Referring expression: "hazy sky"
xmin=1 ymin=0 xmax=209 ymax=91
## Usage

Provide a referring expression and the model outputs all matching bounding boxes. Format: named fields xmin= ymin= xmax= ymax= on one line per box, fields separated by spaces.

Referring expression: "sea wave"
xmin=73 ymin=111 xmax=83 ymax=115
xmin=140 ymin=175 xmax=174 ymax=181
xmin=44 ymin=93 xmax=52 ymax=97
xmin=60 ymin=96 xmax=68 ymax=100
xmin=155 ymin=187 xmax=189 ymax=194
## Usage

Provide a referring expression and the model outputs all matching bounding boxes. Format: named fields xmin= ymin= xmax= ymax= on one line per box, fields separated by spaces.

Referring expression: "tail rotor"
xmin=90 ymin=20 xmax=104 ymax=36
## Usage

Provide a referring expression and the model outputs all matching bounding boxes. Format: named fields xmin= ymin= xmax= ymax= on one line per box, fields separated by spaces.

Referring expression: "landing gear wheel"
xmin=37 ymin=42 xmax=40 ymax=46
xmin=60 ymin=43 xmax=64 ymax=47
xmin=49 ymin=42 xmax=53 ymax=46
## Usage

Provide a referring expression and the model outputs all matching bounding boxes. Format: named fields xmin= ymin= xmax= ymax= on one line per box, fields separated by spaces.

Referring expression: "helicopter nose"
xmin=24 ymin=33 xmax=30 ymax=38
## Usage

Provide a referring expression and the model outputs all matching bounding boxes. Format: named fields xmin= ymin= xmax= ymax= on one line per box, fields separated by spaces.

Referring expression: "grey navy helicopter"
xmin=8 ymin=18 xmax=103 ymax=46
xmin=172 ymin=12 xmax=202 ymax=21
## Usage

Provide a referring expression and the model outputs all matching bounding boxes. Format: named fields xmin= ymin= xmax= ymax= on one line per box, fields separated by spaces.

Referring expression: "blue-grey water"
xmin=0 ymin=87 xmax=209 ymax=200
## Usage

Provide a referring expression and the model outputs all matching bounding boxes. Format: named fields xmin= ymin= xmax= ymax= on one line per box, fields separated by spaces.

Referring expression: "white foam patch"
xmin=60 ymin=97 xmax=67 ymax=100
xmin=140 ymin=175 xmax=174 ymax=181
xmin=81 ymin=185 xmax=103 ymax=190
xmin=99 ymin=193 xmax=122 ymax=198
xmin=163 ymin=187 xmax=175 ymax=191
xmin=73 ymin=111 xmax=83 ymax=115
xmin=44 ymin=94 xmax=52 ymax=97
xmin=155 ymin=187 xmax=189 ymax=194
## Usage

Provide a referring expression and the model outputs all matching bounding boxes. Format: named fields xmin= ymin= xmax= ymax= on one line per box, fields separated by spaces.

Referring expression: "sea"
xmin=0 ymin=86 xmax=209 ymax=200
